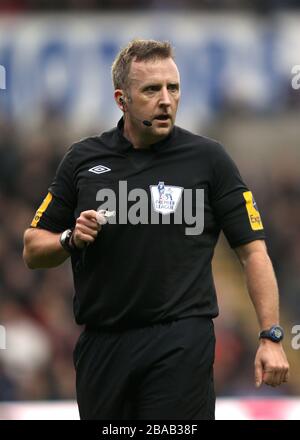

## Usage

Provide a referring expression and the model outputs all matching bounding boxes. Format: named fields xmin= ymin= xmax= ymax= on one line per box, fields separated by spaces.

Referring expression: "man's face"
xmin=123 ymin=57 xmax=180 ymax=140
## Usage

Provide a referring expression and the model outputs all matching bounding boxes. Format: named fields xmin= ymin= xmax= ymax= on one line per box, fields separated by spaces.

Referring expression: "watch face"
xmin=271 ymin=327 xmax=283 ymax=340
xmin=260 ymin=325 xmax=284 ymax=342
xmin=60 ymin=229 xmax=73 ymax=251
xmin=61 ymin=230 xmax=68 ymax=242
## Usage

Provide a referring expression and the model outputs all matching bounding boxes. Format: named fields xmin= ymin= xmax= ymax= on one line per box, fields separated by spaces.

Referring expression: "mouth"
xmin=154 ymin=114 xmax=171 ymax=122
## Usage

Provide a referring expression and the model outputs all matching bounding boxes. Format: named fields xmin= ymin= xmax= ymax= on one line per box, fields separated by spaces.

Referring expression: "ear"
xmin=114 ymin=89 xmax=125 ymax=111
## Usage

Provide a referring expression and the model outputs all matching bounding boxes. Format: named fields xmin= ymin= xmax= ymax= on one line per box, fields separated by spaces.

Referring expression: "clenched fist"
xmin=72 ymin=210 xmax=101 ymax=249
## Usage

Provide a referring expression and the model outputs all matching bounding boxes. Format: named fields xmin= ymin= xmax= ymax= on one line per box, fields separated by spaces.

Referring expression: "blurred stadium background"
xmin=0 ymin=0 xmax=300 ymax=420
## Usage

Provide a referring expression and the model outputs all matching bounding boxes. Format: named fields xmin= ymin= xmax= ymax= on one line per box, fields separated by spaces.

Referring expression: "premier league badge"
xmin=150 ymin=181 xmax=183 ymax=215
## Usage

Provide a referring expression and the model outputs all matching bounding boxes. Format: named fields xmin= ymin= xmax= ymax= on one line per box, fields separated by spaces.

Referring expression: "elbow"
xmin=23 ymin=228 xmax=64 ymax=269
xmin=23 ymin=247 xmax=38 ymax=270
xmin=23 ymin=229 xmax=39 ymax=269
xmin=235 ymin=240 xmax=269 ymax=268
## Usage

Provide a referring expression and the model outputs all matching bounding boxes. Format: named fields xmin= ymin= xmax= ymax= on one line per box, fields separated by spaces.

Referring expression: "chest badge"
xmin=150 ymin=181 xmax=183 ymax=215
xmin=89 ymin=165 xmax=111 ymax=174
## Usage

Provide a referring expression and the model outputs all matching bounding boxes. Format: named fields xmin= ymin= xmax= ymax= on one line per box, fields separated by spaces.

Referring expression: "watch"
xmin=60 ymin=228 xmax=77 ymax=254
xmin=259 ymin=325 xmax=284 ymax=343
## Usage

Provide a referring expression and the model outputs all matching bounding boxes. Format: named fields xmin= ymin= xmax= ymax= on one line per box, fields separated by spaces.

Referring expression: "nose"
xmin=159 ymin=87 xmax=171 ymax=107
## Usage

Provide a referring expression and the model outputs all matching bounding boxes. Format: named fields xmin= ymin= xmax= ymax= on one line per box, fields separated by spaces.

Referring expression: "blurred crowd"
xmin=0 ymin=0 xmax=300 ymax=13
xmin=0 ymin=115 xmax=80 ymax=401
xmin=0 ymin=99 xmax=299 ymax=402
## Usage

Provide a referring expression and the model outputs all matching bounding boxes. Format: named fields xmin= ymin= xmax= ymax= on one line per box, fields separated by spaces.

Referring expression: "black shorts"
xmin=73 ymin=317 xmax=215 ymax=420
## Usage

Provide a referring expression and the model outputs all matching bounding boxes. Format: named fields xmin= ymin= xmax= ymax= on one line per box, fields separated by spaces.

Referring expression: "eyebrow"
xmin=141 ymin=82 xmax=180 ymax=90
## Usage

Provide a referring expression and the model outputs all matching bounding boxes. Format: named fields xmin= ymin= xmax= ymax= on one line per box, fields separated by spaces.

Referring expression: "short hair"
xmin=111 ymin=39 xmax=175 ymax=91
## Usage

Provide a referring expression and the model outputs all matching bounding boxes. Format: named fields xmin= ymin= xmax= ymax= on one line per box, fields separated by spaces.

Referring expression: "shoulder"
xmin=69 ymin=135 xmax=103 ymax=153
xmin=174 ymin=125 xmax=225 ymax=157
xmin=74 ymin=125 xmax=117 ymax=150
xmin=66 ymin=129 xmax=115 ymax=160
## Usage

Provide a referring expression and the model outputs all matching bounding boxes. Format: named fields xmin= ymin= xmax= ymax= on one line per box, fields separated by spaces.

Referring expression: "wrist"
xmin=259 ymin=325 xmax=284 ymax=343
xmin=69 ymin=230 xmax=79 ymax=249
xmin=259 ymin=337 xmax=282 ymax=345
xmin=60 ymin=228 xmax=79 ymax=254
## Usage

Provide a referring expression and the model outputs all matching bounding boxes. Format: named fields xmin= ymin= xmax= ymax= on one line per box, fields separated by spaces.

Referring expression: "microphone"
xmin=119 ymin=97 xmax=152 ymax=127
xmin=142 ymin=119 xmax=152 ymax=127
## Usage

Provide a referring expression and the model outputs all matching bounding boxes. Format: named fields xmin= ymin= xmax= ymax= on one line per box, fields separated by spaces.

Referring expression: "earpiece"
xmin=118 ymin=95 xmax=152 ymax=127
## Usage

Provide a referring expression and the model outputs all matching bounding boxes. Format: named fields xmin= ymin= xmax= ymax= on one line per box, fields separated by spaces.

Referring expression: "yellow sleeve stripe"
xmin=243 ymin=191 xmax=263 ymax=231
xmin=31 ymin=192 xmax=53 ymax=227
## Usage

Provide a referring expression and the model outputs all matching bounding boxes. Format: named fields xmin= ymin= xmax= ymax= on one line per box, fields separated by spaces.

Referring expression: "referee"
xmin=23 ymin=39 xmax=289 ymax=420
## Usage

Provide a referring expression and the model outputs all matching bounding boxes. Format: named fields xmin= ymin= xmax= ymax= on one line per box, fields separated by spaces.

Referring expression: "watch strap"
xmin=60 ymin=228 xmax=78 ymax=254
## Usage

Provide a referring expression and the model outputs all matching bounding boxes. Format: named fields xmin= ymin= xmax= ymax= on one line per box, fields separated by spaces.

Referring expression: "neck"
xmin=123 ymin=117 xmax=166 ymax=149
xmin=123 ymin=126 xmax=152 ymax=149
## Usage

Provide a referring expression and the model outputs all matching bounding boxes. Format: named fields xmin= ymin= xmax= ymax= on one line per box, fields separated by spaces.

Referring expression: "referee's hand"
xmin=72 ymin=210 xmax=101 ymax=249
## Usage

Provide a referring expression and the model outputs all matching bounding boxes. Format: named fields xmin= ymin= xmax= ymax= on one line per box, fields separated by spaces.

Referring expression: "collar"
xmin=113 ymin=117 xmax=176 ymax=153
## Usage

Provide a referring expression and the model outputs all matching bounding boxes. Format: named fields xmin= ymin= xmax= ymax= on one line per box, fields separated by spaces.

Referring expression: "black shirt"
xmin=31 ymin=119 xmax=265 ymax=329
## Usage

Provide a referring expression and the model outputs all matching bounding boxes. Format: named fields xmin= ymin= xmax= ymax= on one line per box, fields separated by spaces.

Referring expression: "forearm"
xmin=243 ymin=250 xmax=279 ymax=330
xmin=23 ymin=227 xmax=70 ymax=269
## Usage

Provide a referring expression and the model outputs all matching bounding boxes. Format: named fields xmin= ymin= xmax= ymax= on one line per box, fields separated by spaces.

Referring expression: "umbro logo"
xmin=89 ymin=165 xmax=111 ymax=175
xmin=0 ymin=65 xmax=6 ymax=90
